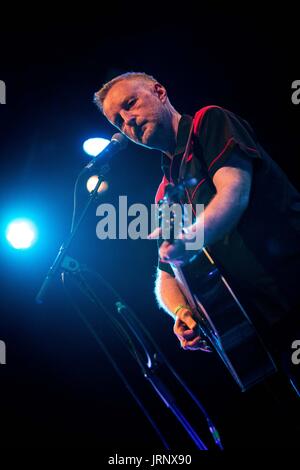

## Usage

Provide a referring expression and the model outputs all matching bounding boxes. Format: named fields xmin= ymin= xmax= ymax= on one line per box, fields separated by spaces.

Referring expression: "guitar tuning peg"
xmin=183 ymin=177 xmax=198 ymax=187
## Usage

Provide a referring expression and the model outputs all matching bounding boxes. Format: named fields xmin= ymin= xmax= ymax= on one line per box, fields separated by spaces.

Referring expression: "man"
xmin=94 ymin=72 xmax=300 ymax=383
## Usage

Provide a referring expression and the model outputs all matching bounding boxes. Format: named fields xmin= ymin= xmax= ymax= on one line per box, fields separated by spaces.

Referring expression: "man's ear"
xmin=153 ymin=83 xmax=167 ymax=103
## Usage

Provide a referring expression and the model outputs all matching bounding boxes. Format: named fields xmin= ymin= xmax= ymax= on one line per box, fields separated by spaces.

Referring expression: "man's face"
xmin=102 ymin=78 xmax=169 ymax=150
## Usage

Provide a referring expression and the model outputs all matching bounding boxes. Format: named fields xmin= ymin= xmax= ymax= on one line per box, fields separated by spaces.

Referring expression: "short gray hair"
xmin=93 ymin=72 xmax=158 ymax=112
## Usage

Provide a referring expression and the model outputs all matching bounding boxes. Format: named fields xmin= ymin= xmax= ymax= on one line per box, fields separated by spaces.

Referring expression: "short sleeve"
xmin=194 ymin=106 xmax=262 ymax=178
xmin=157 ymin=238 xmax=175 ymax=277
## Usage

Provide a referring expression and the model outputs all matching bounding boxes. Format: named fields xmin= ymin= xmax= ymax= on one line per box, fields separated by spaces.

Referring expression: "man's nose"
xmin=120 ymin=110 xmax=136 ymax=127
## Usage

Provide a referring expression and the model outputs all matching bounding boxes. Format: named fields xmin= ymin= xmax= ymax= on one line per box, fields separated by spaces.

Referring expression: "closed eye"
xmin=113 ymin=98 xmax=137 ymax=129
xmin=125 ymin=98 xmax=137 ymax=110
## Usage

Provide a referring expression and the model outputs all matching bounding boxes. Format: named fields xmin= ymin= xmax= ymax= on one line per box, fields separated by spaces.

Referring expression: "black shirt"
xmin=155 ymin=106 xmax=300 ymax=325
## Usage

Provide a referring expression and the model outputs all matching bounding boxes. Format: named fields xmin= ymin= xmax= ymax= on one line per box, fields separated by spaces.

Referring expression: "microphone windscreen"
xmin=111 ymin=132 xmax=128 ymax=150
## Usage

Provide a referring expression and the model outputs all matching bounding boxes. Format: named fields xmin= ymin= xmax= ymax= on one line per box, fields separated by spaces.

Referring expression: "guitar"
xmin=158 ymin=183 xmax=277 ymax=392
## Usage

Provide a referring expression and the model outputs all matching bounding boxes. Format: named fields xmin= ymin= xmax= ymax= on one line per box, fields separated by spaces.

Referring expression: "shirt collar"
xmin=161 ymin=114 xmax=193 ymax=177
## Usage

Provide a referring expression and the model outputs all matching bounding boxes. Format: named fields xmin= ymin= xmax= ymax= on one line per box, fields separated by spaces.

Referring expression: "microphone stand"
xmin=35 ymin=163 xmax=110 ymax=304
xmin=115 ymin=301 xmax=223 ymax=450
xmin=35 ymin=160 xmax=223 ymax=450
xmin=61 ymin=263 xmax=223 ymax=450
xmin=61 ymin=266 xmax=171 ymax=450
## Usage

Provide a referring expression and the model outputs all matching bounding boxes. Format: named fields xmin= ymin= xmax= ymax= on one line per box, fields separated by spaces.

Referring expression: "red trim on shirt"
xmin=193 ymin=106 xmax=259 ymax=174
xmin=207 ymin=137 xmax=235 ymax=172
xmin=193 ymin=105 xmax=221 ymax=134
xmin=191 ymin=178 xmax=206 ymax=200
xmin=184 ymin=188 xmax=197 ymax=218
xmin=155 ymin=175 xmax=169 ymax=204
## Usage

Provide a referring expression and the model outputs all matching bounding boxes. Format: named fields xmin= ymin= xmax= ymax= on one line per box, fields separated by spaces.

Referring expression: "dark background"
xmin=0 ymin=7 xmax=299 ymax=452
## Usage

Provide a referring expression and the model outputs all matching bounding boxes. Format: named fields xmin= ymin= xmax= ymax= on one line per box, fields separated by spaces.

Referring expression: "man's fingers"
xmin=181 ymin=335 xmax=202 ymax=349
xmin=181 ymin=328 xmax=200 ymax=341
xmin=159 ymin=242 xmax=171 ymax=261
xmin=174 ymin=309 xmax=213 ymax=352
xmin=179 ymin=310 xmax=198 ymax=330
xmin=174 ymin=325 xmax=198 ymax=340
xmin=147 ymin=227 xmax=162 ymax=239
xmin=174 ymin=317 xmax=191 ymax=335
xmin=160 ymin=239 xmax=185 ymax=262
xmin=174 ymin=313 xmax=198 ymax=336
xmin=181 ymin=337 xmax=212 ymax=352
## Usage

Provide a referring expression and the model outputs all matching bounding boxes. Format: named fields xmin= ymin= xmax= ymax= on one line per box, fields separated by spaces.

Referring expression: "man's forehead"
xmin=103 ymin=79 xmax=148 ymax=115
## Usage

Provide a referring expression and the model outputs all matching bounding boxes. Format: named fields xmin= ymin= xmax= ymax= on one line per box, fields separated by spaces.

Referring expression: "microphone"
xmin=84 ymin=133 xmax=128 ymax=170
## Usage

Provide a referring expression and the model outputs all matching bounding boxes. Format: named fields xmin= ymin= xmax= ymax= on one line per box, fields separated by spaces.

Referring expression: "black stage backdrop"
xmin=0 ymin=7 xmax=299 ymax=458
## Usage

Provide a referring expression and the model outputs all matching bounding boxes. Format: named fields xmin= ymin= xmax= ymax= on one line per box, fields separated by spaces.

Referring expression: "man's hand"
xmin=174 ymin=307 xmax=212 ymax=352
xmin=148 ymin=226 xmax=200 ymax=265
xmin=160 ymin=237 xmax=189 ymax=265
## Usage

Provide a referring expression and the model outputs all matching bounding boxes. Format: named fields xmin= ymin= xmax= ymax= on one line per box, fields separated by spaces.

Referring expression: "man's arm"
xmin=159 ymin=154 xmax=253 ymax=262
xmin=195 ymin=154 xmax=253 ymax=246
xmin=154 ymin=153 xmax=253 ymax=349
xmin=155 ymin=269 xmax=209 ymax=350
xmin=154 ymin=269 xmax=187 ymax=320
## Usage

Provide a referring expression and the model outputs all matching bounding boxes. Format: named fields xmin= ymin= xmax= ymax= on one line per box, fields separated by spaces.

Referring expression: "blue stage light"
xmin=86 ymin=176 xmax=109 ymax=194
xmin=83 ymin=138 xmax=110 ymax=157
xmin=6 ymin=219 xmax=38 ymax=249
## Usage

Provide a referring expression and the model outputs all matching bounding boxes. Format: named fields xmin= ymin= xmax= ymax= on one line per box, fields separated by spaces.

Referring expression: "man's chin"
xmin=140 ymin=128 xmax=159 ymax=149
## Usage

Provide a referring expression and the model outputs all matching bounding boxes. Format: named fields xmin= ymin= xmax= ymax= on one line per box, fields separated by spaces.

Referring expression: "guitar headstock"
xmin=158 ymin=181 xmax=193 ymax=243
